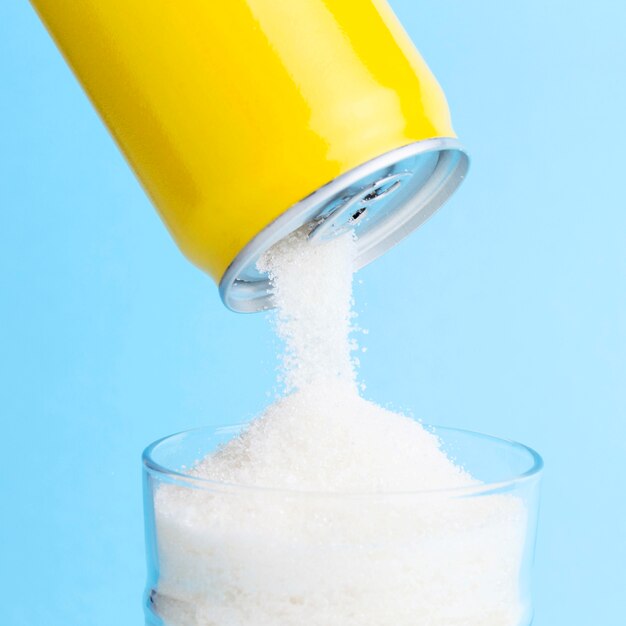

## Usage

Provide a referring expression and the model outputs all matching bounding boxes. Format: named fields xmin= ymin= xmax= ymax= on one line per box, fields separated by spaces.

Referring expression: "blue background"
xmin=1 ymin=2 xmax=624 ymax=625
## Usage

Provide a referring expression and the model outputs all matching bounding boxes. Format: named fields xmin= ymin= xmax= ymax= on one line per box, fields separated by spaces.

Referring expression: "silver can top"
xmin=219 ymin=138 xmax=469 ymax=312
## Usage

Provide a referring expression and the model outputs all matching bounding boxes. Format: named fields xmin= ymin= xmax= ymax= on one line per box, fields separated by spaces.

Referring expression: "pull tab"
xmin=308 ymin=173 xmax=409 ymax=244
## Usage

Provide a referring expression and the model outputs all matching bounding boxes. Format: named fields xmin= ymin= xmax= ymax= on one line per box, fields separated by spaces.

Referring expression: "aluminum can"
xmin=31 ymin=0 xmax=469 ymax=311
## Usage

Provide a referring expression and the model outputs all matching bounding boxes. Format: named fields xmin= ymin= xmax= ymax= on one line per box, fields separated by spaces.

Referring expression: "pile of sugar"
xmin=190 ymin=231 xmax=473 ymax=493
xmin=153 ymin=231 xmax=528 ymax=626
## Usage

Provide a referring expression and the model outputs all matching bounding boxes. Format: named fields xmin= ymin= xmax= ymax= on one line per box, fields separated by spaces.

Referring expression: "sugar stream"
xmin=154 ymin=231 xmax=527 ymax=626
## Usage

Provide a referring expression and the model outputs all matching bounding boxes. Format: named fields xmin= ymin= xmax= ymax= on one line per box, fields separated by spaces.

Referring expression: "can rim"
xmin=219 ymin=138 xmax=469 ymax=313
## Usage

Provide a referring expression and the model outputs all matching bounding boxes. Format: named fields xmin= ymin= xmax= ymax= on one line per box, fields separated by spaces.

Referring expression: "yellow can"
xmin=31 ymin=0 xmax=468 ymax=311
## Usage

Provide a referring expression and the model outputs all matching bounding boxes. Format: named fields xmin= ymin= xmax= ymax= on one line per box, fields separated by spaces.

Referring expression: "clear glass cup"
xmin=143 ymin=425 xmax=542 ymax=626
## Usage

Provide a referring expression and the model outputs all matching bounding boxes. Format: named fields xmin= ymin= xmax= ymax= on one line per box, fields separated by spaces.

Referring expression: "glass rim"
xmin=143 ymin=424 xmax=543 ymax=499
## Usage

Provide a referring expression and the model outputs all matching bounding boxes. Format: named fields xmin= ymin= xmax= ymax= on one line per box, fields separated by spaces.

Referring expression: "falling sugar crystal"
xmin=154 ymin=230 xmax=527 ymax=626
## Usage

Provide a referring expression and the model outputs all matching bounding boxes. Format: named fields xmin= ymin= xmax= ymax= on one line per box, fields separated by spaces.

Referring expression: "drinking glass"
xmin=143 ymin=424 xmax=542 ymax=626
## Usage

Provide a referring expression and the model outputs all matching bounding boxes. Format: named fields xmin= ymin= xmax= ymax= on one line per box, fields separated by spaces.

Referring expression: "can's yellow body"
xmin=31 ymin=0 xmax=456 ymax=283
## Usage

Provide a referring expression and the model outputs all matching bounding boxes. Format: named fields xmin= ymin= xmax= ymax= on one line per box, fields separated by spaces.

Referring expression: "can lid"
xmin=219 ymin=138 xmax=469 ymax=312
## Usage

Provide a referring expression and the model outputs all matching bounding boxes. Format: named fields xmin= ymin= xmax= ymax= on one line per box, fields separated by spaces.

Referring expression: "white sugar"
xmin=153 ymin=230 xmax=527 ymax=626
xmin=201 ymin=230 xmax=472 ymax=493
xmin=256 ymin=229 xmax=358 ymax=394
xmin=190 ymin=381 xmax=474 ymax=492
